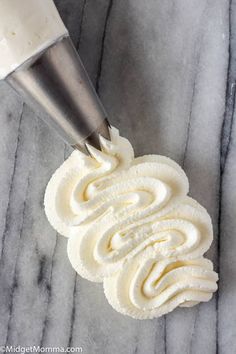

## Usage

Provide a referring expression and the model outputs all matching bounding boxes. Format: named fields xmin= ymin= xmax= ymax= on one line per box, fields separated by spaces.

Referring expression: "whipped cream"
xmin=44 ymin=127 xmax=218 ymax=319
xmin=0 ymin=0 xmax=68 ymax=79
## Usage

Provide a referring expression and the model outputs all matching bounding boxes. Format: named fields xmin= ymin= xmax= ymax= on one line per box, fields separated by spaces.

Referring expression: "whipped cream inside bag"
xmin=44 ymin=127 xmax=218 ymax=319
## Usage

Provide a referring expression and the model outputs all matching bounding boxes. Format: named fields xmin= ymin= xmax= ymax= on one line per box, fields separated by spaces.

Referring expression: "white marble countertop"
xmin=0 ymin=0 xmax=235 ymax=353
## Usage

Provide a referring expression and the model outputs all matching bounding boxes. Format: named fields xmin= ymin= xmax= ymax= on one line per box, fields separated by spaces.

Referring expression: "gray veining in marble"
xmin=0 ymin=0 xmax=234 ymax=353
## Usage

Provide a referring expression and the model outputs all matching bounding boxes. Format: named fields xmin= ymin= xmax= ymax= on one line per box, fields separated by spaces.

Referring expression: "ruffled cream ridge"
xmin=44 ymin=127 xmax=218 ymax=319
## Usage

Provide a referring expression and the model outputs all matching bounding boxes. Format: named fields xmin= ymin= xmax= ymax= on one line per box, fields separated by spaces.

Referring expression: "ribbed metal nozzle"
xmin=6 ymin=37 xmax=110 ymax=154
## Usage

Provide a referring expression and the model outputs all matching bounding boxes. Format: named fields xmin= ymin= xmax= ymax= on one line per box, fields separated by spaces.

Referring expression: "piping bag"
xmin=0 ymin=0 xmax=110 ymax=154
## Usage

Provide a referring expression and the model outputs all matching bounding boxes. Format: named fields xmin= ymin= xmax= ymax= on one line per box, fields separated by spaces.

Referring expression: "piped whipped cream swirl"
xmin=44 ymin=127 xmax=218 ymax=319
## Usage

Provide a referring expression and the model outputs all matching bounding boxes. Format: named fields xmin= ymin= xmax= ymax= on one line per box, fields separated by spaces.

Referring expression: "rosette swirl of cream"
xmin=44 ymin=127 xmax=218 ymax=319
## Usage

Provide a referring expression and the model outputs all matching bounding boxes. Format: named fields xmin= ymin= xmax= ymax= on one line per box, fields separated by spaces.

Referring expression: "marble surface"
xmin=0 ymin=0 xmax=234 ymax=353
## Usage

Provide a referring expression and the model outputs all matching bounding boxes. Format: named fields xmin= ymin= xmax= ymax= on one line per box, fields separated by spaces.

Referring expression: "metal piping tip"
xmin=6 ymin=37 xmax=111 ymax=154
xmin=74 ymin=119 xmax=111 ymax=154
